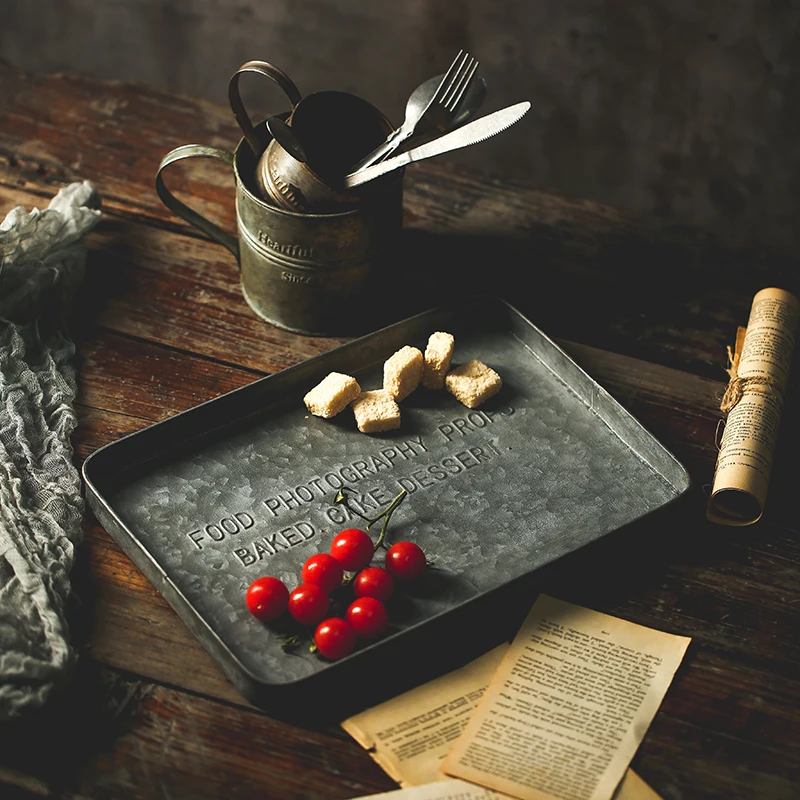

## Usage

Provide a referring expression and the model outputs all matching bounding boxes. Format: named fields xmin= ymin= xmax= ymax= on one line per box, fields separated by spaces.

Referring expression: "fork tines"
xmin=431 ymin=50 xmax=480 ymax=112
xmin=442 ymin=54 xmax=479 ymax=111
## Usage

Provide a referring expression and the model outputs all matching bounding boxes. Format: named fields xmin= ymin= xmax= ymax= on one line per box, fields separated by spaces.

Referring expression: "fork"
xmin=350 ymin=50 xmax=480 ymax=173
xmin=430 ymin=50 xmax=480 ymax=121
xmin=418 ymin=50 xmax=480 ymax=130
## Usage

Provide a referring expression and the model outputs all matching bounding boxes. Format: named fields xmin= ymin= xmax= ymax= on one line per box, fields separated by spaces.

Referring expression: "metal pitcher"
xmin=155 ymin=60 xmax=404 ymax=336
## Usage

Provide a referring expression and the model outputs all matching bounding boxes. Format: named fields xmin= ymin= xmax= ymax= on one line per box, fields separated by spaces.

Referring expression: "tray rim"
xmin=81 ymin=293 xmax=692 ymax=700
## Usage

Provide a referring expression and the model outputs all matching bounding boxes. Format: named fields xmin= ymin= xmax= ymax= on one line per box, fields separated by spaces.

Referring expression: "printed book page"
xmin=350 ymin=777 xmax=505 ymax=799
xmin=708 ymin=286 xmax=800 ymax=525
xmin=343 ymin=599 xmax=670 ymax=800
xmin=440 ymin=595 xmax=691 ymax=800
xmin=350 ymin=772 xmax=662 ymax=800
xmin=342 ymin=644 xmax=510 ymax=787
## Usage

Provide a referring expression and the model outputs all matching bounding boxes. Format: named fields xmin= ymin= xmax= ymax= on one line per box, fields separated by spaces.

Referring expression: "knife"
xmin=344 ymin=101 xmax=531 ymax=188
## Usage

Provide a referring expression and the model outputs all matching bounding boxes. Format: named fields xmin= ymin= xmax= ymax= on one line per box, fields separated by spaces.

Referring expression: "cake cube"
xmin=383 ymin=345 xmax=424 ymax=401
xmin=445 ymin=359 xmax=503 ymax=408
xmin=351 ymin=390 xmax=401 ymax=433
xmin=304 ymin=372 xmax=361 ymax=418
xmin=422 ymin=331 xmax=455 ymax=389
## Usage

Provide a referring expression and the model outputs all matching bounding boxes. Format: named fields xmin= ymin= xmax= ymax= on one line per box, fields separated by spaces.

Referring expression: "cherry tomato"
xmin=347 ymin=597 xmax=389 ymax=639
xmin=245 ymin=576 xmax=289 ymax=622
xmin=314 ymin=617 xmax=357 ymax=660
xmin=288 ymin=583 xmax=330 ymax=625
xmin=354 ymin=566 xmax=395 ymax=603
xmin=385 ymin=541 xmax=426 ymax=581
xmin=301 ymin=553 xmax=344 ymax=594
xmin=330 ymin=528 xmax=374 ymax=572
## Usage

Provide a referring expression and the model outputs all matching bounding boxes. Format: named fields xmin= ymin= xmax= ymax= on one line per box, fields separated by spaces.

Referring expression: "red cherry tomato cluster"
xmin=245 ymin=528 xmax=427 ymax=661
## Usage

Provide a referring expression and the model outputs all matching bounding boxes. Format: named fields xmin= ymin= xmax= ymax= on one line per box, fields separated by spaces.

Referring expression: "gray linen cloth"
xmin=0 ymin=181 xmax=101 ymax=718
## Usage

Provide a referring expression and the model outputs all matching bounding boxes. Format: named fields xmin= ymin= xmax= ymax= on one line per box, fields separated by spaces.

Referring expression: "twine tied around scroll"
xmin=719 ymin=327 xmax=782 ymax=413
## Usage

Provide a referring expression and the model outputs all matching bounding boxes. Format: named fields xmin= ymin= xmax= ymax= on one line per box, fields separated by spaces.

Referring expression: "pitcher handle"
xmin=228 ymin=60 xmax=302 ymax=160
xmin=155 ymin=144 xmax=239 ymax=258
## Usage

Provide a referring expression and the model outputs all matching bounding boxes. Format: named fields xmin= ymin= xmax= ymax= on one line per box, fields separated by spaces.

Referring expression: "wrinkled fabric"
xmin=0 ymin=181 xmax=101 ymax=718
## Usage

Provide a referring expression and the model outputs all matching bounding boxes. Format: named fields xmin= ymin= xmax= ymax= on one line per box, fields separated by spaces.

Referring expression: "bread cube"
xmin=422 ymin=331 xmax=455 ymax=389
xmin=445 ymin=359 xmax=502 ymax=408
xmin=351 ymin=390 xmax=401 ymax=433
xmin=383 ymin=345 xmax=424 ymax=401
xmin=304 ymin=372 xmax=361 ymax=418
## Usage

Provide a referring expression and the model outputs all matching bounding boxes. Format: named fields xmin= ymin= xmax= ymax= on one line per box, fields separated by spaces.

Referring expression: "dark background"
xmin=2 ymin=0 xmax=798 ymax=258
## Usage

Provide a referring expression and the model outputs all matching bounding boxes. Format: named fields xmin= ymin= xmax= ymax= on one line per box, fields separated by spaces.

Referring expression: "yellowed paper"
xmin=342 ymin=645 xmax=510 ymax=787
xmin=347 ymin=772 xmax=660 ymax=800
xmin=612 ymin=771 xmax=661 ymax=800
xmin=349 ymin=778 xmax=505 ymax=799
xmin=441 ymin=595 xmax=690 ymax=800
xmin=708 ymin=287 xmax=800 ymax=525
xmin=342 ymin=606 xmax=666 ymax=800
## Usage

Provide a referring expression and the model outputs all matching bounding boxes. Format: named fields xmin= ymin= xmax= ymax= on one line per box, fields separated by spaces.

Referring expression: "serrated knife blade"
xmin=344 ymin=101 xmax=531 ymax=188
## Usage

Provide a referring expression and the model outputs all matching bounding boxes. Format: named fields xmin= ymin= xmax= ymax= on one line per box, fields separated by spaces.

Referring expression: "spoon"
xmin=266 ymin=116 xmax=308 ymax=163
xmin=350 ymin=72 xmax=487 ymax=173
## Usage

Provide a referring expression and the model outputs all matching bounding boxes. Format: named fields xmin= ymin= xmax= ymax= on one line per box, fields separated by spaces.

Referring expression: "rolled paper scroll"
xmin=707 ymin=287 xmax=800 ymax=525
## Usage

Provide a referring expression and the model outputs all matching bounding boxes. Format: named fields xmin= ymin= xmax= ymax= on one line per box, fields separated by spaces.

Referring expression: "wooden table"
xmin=1 ymin=63 xmax=798 ymax=800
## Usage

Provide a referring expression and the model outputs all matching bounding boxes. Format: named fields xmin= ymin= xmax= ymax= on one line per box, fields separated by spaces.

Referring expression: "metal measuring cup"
xmin=154 ymin=60 xmax=404 ymax=336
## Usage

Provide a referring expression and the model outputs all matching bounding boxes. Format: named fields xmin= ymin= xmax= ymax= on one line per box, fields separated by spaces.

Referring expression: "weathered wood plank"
xmin=76 ymin=329 xmax=262 ymax=425
xmin=0 ymin=647 xmax=794 ymax=800
xmin=74 ymin=517 xmax=253 ymax=706
xmin=66 ymin=510 xmax=800 ymax=800
xmin=0 ymin=182 xmax=352 ymax=372
xmin=1 ymin=641 xmax=794 ymax=800
xmin=0 ymin=65 xmax=242 ymax=222
xmin=4 ymin=173 xmax=785 ymax=392
xmin=67 ymin=469 xmax=800 ymax=799
xmin=636 ymin=716 xmax=798 ymax=800
xmin=0 ymin=660 xmax=395 ymax=800
xmin=5 ymin=166 xmax=789 ymax=387
xmin=72 ymin=323 xmax=729 ymax=445
xmin=3 ymin=65 xmax=800 ymax=800
xmin=2 ymin=70 xmax=799 ymax=381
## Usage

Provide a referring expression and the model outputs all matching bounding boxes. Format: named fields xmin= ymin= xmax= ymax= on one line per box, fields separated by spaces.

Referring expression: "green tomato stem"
xmin=332 ymin=486 xmax=408 ymax=551
xmin=333 ymin=487 xmax=371 ymax=521
xmin=369 ymin=489 xmax=407 ymax=550
xmin=279 ymin=633 xmax=303 ymax=652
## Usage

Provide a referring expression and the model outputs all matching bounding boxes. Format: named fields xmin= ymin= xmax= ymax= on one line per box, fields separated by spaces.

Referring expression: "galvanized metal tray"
xmin=83 ymin=295 xmax=690 ymax=720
